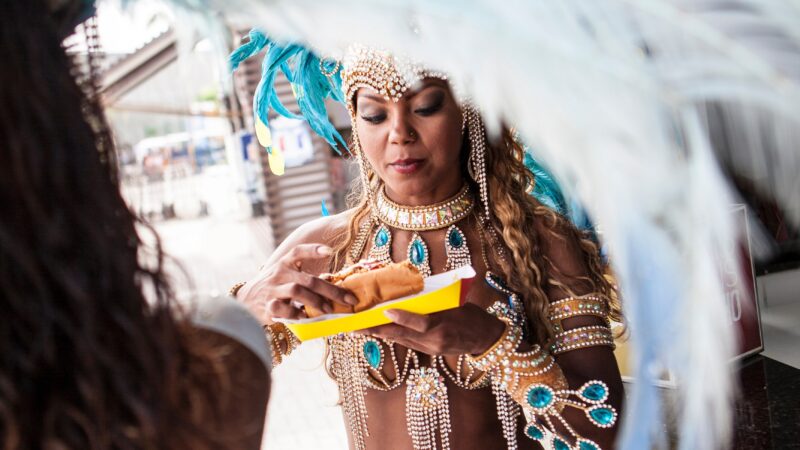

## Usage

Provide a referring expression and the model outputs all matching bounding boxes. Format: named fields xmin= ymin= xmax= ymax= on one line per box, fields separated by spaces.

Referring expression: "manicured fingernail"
xmin=317 ymin=245 xmax=333 ymax=255
xmin=346 ymin=294 xmax=358 ymax=305
xmin=384 ymin=310 xmax=398 ymax=320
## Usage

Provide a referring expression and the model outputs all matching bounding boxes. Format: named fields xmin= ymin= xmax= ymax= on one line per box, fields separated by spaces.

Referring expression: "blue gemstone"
xmin=375 ymin=227 xmax=389 ymax=247
xmin=526 ymin=386 xmax=553 ymax=409
xmin=582 ymin=382 xmax=607 ymax=401
xmin=410 ymin=239 xmax=426 ymax=265
xmin=447 ymin=228 xmax=463 ymax=248
xmin=553 ymin=437 xmax=570 ymax=450
xmin=363 ymin=340 xmax=381 ymax=369
xmin=579 ymin=440 xmax=599 ymax=450
xmin=525 ymin=424 xmax=543 ymax=440
xmin=589 ymin=407 xmax=615 ymax=426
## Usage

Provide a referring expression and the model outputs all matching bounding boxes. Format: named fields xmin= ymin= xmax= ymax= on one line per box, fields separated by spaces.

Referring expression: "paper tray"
xmin=279 ymin=265 xmax=476 ymax=341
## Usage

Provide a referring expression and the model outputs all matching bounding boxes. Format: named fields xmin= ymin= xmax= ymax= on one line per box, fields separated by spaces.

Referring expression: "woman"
xmin=0 ymin=2 xmax=269 ymax=449
xmin=235 ymin=40 xmax=623 ymax=450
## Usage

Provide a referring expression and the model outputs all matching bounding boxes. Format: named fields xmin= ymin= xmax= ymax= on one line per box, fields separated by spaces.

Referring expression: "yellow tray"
xmin=280 ymin=265 xmax=477 ymax=341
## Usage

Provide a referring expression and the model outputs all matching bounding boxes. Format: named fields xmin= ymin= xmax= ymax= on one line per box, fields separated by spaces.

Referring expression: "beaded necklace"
xmin=331 ymin=204 xmax=527 ymax=450
xmin=369 ymin=184 xmax=474 ymax=277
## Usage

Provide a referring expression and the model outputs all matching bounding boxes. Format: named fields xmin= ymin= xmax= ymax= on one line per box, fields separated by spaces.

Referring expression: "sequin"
xmin=447 ymin=227 xmax=463 ymax=248
xmin=581 ymin=382 xmax=607 ymax=402
xmin=363 ymin=340 xmax=382 ymax=369
xmin=589 ymin=407 xmax=615 ymax=426
xmin=553 ymin=437 xmax=571 ymax=450
xmin=525 ymin=424 xmax=544 ymax=440
xmin=526 ymin=385 xmax=554 ymax=409
xmin=375 ymin=227 xmax=389 ymax=247
xmin=410 ymin=238 xmax=426 ymax=265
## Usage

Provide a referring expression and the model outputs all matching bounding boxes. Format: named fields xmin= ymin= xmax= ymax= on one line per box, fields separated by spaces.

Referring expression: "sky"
xmin=95 ymin=0 xmax=173 ymax=54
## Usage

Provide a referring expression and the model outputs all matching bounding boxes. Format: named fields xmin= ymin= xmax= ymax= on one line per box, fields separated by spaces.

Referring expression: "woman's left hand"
xmin=359 ymin=303 xmax=506 ymax=356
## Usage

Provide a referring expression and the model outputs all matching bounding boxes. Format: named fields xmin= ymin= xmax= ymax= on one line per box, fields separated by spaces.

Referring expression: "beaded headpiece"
xmin=229 ymin=30 xmax=587 ymax=230
xmin=340 ymin=44 xmax=448 ymax=105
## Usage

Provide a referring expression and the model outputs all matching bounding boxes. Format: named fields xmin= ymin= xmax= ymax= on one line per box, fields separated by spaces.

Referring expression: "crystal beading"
xmin=375 ymin=184 xmax=474 ymax=231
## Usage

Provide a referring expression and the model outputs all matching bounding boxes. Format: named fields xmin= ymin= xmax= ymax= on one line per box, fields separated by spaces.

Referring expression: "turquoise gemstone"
xmin=582 ymin=382 xmax=607 ymax=401
xmin=363 ymin=340 xmax=381 ymax=369
xmin=553 ymin=437 xmax=570 ymax=450
xmin=525 ymin=424 xmax=543 ymax=440
xmin=410 ymin=239 xmax=426 ymax=265
xmin=447 ymin=228 xmax=463 ymax=248
xmin=526 ymin=385 xmax=553 ymax=409
xmin=579 ymin=440 xmax=599 ymax=450
xmin=375 ymin=227 xmax=389 ymax=247
xmin=589 ymin=407 xmax=615 ymax=426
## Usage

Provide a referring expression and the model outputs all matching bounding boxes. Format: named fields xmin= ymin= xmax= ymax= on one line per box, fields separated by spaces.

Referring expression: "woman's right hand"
xmin=236 ymin=244 xmax=358 ymax=324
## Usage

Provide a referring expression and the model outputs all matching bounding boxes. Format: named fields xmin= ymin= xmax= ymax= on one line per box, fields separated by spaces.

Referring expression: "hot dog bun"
xmin=305 ymin=260 xmax=424 ymax=318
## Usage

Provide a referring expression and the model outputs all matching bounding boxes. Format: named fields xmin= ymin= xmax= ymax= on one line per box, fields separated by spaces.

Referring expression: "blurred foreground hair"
xmin=0 ymin=2 xmax=236 ymax=449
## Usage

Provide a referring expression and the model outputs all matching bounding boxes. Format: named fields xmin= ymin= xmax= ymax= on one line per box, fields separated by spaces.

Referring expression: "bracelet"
xmin=549 ymin=325 xmax=615 ymax=355
xmin=265 ymin=322 xmax=300 ymax=368
xmin=228 ymin=281 xmax=247 ymax=298
xmin=466 ymin=318 xmax=522 ymax=372
xmin=548 ymin=294 xmax=610 ymax=332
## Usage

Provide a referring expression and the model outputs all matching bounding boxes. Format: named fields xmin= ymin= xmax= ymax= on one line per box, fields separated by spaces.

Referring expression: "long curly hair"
xmin=0 ymin=3 xmax=231 ymax=449
xmin=331 ymin=115 xmax=621 ymax=345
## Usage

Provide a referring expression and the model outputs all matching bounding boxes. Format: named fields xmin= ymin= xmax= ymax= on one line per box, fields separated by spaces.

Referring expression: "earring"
xmin=464 ymin=104 xmax=490 ymax=221
xmin=354 ymin=136 xmax=375 ymax=207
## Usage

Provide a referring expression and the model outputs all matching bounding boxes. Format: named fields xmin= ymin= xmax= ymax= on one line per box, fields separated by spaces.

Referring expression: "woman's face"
xmin=354 ymin=79 xmax=464 ymax=204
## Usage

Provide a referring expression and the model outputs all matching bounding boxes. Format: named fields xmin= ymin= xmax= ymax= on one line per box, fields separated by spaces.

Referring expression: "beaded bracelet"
xmin=265 ymin=322 xmax=300 ymax=368
xmin=466 ymin=318 xmax=522 ymax=372
xmin=549 ymin=325 xmax=615 ymax=355
xmin=547 ymin=294 xmax=610 ymax=331
xmin=228 ymin=281 xmax=246 ymax=298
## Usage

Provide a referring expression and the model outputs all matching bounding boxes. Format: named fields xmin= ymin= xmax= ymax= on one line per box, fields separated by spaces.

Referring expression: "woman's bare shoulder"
xmin=290 ymin=209 xmax=354 ymax=245
xmin=263 ymin=208 xmax=357 ymax=270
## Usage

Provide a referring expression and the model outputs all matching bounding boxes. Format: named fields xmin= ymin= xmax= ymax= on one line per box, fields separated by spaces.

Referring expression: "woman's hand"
xmin=237 ymin=244 xmax=358 ymax=324
xmin=360 ymin=303 xmax=506 ymax=356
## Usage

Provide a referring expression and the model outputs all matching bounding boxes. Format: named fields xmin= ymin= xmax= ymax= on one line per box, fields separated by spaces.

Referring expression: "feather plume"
xmin=155 ymin=1 xmax=800 ymax=448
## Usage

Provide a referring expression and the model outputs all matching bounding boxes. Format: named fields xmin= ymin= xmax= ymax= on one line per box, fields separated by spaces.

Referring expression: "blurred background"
xmin=80 ymin=1 xmax=799 ymax=448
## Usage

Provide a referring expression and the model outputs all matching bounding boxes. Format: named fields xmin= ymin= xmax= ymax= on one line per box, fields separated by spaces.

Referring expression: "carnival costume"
xmin=230 ymin=35 xmax=618 ymax=450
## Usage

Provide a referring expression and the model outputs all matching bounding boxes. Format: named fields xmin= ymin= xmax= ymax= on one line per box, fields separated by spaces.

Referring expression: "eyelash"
xmin=360 ymin=101 xmax=443 ymax=124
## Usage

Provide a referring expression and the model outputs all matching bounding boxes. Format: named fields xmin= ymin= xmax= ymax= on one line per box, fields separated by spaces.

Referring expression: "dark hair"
xmin=0 ymin=2 xmax=229 ymax=448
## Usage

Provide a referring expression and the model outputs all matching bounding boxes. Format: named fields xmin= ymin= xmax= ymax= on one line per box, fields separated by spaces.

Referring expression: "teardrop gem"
xmin=581 ymin=381 xmax=608 ymax=402
xmin=526 ymin=385 xmax=554 ymax=409
xmin=553 ymin=437 xmax=570 ymax=450
xmin=578 ymin=439 xmax=600 ymax=450
xmin=375 ymin=226 xmax=390 ymax=247
xmin=363 ymin=340 xmax=382 ymax=369
xmin=589 ymin=407 xmax=616 ymax=426
xmin=447 ymin=227 xmax=463 ymax=248
xmin=410 ymin=239 xmax=426 ymax=265
xmin=525 ymin=424 xmax=544 ymax=440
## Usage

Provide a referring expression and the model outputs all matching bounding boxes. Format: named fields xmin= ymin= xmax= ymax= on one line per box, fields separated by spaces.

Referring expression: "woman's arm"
xmin=538 ymin=221 xmax=623 ymax=450
xmin=233 ymin=211 xmax=359 ymax=367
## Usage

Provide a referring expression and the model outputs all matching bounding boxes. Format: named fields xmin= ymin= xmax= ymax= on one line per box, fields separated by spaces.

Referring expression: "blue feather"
xmin=230 ymin=30 xmax=349 ymax=154
xmin=229 ymin=29 xmax=268 ymax=70
xmin=523 ymin=148 xmax=596 ymax=234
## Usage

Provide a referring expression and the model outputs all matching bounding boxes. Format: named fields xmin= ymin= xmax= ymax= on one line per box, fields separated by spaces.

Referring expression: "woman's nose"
xmin=388 ymin=110 xmax=417 ymax=145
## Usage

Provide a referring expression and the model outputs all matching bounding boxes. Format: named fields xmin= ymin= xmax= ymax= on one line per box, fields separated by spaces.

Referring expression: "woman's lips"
xmin=389 ymin=158 xmax=425 ymax=174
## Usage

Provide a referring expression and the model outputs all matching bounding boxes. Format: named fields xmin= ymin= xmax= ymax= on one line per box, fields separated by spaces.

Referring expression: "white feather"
xmin=153 ymin=1 xmax=800 ymax=448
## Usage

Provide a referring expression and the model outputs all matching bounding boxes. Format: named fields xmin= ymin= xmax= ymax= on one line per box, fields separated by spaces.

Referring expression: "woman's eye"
xmin=414 ymin=101 xmax=443 ymax=116
xmin=360 ymin=114 xmax=386 ymax=124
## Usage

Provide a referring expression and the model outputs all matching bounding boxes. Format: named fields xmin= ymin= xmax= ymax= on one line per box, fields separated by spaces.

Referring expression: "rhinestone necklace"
xmin=375 ymin=184 xmax=474 ymax=231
